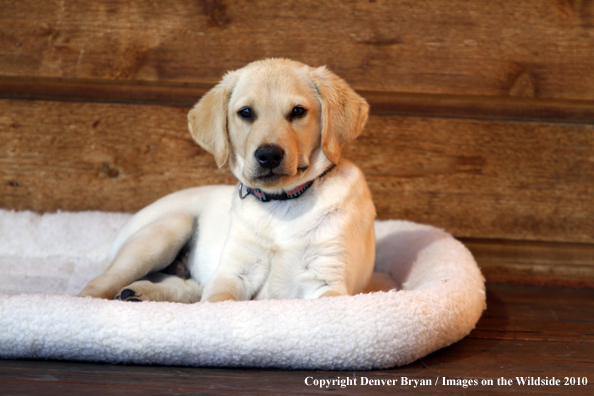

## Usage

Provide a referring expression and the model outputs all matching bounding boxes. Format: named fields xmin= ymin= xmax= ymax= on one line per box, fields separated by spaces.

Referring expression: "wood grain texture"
xmin=360 ymin=116 xmax=594 ymax=244
xmin=464 ymin=238 xmax=594 ymax=287
xmin=0 ymin=76 xmax=212 ymax=107
xmin=2 ymin=76 xmax=594 ymax=124
xmin=0 ymin=285 xmax=592 ymax=395
xmin=1 ymin=0 xmax=594 ymax=100
xmin=363 ymin=90 xmax=594 ymax=124
xmin=0 ymin=100 xmax=235 ymax=213
xmin=472 ymin=284 xmax=594 ymax=343
xmin=2 ymin=99 xmax=593 ymax=245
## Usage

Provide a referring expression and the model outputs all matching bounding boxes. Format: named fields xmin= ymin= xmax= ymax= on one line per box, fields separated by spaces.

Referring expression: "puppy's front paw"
xmin=79 ymin=274 xmax=122 ymax=300
xmin=319 ymin=290 xmax=344 ymax=298
xmin=205 ymin=292 xmax=237 ymax=303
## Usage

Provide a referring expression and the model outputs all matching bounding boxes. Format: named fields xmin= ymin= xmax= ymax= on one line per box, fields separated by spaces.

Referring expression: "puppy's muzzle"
xmin=255 ymin=144 xmax=284 ymax=170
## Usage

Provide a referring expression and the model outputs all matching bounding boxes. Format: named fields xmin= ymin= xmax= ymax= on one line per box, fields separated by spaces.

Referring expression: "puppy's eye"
xmin=238 ymin=107 xmax=253 ymax=119
xmin=291 ymin=106 xmax=307 ymax=118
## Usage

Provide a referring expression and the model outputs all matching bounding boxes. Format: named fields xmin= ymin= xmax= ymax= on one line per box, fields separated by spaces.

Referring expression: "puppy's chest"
xmin=240 ymin=200 xmax=347 ymax=299
xmin=254 ymin=230 xmax=348 ymax=300
xmin=239 ymin=198 xmax=341 ymax=246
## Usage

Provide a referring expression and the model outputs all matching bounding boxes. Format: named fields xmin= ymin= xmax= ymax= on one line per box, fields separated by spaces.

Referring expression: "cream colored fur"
xmin=79 ymin=59 xmax=376 ymax=303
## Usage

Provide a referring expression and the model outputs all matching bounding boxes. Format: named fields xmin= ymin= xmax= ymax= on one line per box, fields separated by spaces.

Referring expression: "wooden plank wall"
xmin=1 ymin=0 xmax=593 ymax=286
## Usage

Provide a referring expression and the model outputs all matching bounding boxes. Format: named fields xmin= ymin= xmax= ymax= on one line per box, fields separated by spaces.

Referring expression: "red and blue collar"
xmin=239 ymin=164 xmax=336 ymax=202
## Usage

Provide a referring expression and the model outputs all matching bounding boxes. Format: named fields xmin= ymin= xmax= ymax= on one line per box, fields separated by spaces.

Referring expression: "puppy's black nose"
xmin=255 ymin=144 xmax=284 ymax=170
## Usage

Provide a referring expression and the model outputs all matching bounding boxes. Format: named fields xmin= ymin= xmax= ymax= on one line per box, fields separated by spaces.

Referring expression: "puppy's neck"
xmin=239 ymin=164 xmax=336 ymax=202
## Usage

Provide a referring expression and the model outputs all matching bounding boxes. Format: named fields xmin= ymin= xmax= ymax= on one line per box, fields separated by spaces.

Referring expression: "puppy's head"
xmin=188 ymin=59 xmax=369 ymax=192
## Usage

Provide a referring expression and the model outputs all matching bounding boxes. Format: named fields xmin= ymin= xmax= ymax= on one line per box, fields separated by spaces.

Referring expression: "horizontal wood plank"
xmin=0 ymin=100 xmax=236 ymax=214
xmin=472 ymin=285 xmax=594 ymax=342
xmin=463 ymin=239 xmax=594 ymax=288
xmin=2 ymin=99 xmax=593 ymax=246
xmin=1 ymin=341 xmax=592 ymax=396
xmin=0 ymin=285 xmax=592 ymax=395
xmin=1 ymin=0 xmax=594 ymax=101
xmin=362 ymin=116 xmax=594 ymax=244
xmin=2 ymin=76 xmax=594 ymax=124
xmin=0 ymin=76 xmax=211 ymax=108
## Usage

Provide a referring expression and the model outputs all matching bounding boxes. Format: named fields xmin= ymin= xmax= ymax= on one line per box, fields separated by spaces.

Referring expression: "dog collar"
xmin=238 ymin=164 xmax=336 ymax=202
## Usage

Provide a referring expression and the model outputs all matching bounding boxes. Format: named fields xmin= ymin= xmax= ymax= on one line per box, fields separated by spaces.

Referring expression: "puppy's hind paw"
xmin=115 ymin=280 xmax=162 ymax=302
xmin=116 ymin=288 xmax=144 ymax=302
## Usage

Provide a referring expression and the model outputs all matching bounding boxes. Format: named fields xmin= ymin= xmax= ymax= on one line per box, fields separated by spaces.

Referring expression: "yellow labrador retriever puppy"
xmin=79 ymin=59 xmax=376 ymax=303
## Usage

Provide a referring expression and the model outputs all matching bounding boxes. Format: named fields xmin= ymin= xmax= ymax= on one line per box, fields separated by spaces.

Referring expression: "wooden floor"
xmin=1 ymin=284 xmax=592 ymax=395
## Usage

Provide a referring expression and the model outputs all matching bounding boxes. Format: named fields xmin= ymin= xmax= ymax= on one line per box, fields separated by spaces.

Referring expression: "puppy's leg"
xmin=79 ymin=213 xmax=195 ymax=299
xmin=117 ymin=273 xmax=202 ymax=303
xmin=201 ymin=230 xmax=271 ymax=303
xmin=201 ymin=269 xmax=261 ymax=303
xmin=297 ymin=253 xmax=349 ymax=299
xmin=318 ymin=290 xmax=344 ymax=298
xmin=202 ymin=275 xmax=245 ymax=303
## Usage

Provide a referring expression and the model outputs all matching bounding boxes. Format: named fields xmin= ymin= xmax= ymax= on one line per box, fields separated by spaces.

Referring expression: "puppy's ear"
xmin=188 ymin=71 xmax=239 ymax=168
xmin=310 ymin=66 xmax=369 ymax=164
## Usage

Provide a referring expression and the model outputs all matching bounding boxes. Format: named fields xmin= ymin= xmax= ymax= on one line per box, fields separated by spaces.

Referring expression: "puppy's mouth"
xmin=255 ymin=172 xmax=283 ymax=183
xmin=252 ymin=166 xmax=309 ymax=186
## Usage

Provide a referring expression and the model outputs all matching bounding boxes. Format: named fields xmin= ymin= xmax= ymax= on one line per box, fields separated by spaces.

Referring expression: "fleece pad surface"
xmin=0 ymin=210 xmax=485 ymax=370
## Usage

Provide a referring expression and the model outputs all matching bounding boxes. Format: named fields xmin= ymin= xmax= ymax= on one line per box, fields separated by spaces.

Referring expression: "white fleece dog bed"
xmin=0 ymin=209 xmax=486 ymax=370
